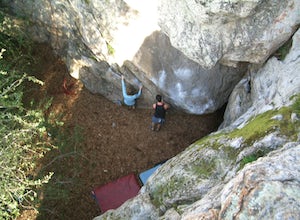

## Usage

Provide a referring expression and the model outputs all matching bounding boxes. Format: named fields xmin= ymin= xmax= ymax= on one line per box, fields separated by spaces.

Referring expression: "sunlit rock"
xmin=158 ymin=0 xmax=300 ymax=68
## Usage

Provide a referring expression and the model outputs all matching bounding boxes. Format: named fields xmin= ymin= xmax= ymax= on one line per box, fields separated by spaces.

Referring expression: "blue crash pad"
xmin=139 ymin=163 xmax=162 ymax=185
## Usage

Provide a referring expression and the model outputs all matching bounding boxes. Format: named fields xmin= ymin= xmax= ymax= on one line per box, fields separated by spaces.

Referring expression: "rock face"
xmin=92 ymin=29 xmax=300 ymax=220
xmin=158 ymin=0 xmax=300 ymax=68
xmin=222 ymin=28 xmax=300 ymax=129
xmin=132 ymin=31 xmax=247 ymax=113
xmin=2 ymin=0 xmax=299 ymax=114
xmin=219 ymin=143 xmax=300 ymax=220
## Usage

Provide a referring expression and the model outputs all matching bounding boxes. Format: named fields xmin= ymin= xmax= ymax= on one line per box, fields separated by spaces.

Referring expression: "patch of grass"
xmin=239 ymin=149 xmax=268 ymax=169
xmin=225 ymin=104 xmax=299 ymax=145
xmin=191 ymin=132 xmax=224 ymax=150
xmin=277 ymin=108 xmax=298 ymax=140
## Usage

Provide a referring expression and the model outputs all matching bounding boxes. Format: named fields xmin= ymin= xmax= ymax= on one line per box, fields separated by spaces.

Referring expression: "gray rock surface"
xmin=219 ymin=143 xmax=300 ymax=220
xmin=132 ymin=31 xmax=247 ymax=113
xmin=158 ymin=0 xmax=300 ymax=68
xmin=222 ymin=28 xmax=300 ymax=129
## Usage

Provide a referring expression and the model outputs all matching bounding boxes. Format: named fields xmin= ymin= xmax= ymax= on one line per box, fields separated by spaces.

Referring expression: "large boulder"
xmin=158 ymin=0 xmax=300 ymax=68
xmin=131 ymin=31 xmax=246 ymax=113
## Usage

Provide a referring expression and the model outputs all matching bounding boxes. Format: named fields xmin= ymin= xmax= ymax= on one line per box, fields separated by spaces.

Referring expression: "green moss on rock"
xmin=189 ymin=158 xmax=216 ymax=178
xmin=151 ymin=176 xmax=186 ymax=208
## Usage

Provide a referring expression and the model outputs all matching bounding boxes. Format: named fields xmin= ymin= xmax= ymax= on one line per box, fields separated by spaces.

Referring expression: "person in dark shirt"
xmin=151 ymin=94 xmax=170 ymax=131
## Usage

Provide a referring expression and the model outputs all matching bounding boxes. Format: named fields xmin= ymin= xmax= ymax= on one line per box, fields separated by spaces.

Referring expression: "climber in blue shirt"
xmin=121 ymin=75 xmax=142 ymax=109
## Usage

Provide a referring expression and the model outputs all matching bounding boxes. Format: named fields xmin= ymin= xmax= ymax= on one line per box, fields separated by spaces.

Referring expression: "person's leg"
xmin=151 ymin=122 xmax=155 ymax=131
xmin=156 ymin=118 xmax=165 ymax=131
xmin=156 ymin=123 xmax=161 ymax=131
xmin=151 ymin=116 xmax=157 ymax=131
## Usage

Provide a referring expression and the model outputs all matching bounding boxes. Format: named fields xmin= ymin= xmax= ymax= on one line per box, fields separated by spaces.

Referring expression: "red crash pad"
xmin=92 ymin=173 xmax=141 ymax=212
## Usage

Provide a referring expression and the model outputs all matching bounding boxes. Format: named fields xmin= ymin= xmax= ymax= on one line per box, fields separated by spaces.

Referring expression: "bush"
xmin=0 ymin=11 xmax=53 ymax=219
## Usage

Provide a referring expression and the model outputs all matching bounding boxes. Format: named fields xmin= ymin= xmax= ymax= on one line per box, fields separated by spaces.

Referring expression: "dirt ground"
xmin=19 ymin=44 xmax=225 ymax=220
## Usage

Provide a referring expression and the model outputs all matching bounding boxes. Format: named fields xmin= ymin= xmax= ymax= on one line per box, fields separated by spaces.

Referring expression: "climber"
xmin=151 ymin=94 xmax=169 ymax=131
xmin=121 ymin=75 xmax=142 ymax=109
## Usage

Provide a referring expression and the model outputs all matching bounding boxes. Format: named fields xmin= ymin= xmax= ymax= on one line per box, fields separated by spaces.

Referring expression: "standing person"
xmin=121 ymin=75 xmax=142 ymax=109
xmin=151 ymin=94 xmax=169 ymax=131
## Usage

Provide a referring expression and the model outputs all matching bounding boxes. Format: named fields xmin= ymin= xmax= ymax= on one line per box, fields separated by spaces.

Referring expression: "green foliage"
xmin=274 ymin=38 xmax=292 ymax=61
xmin=32 ymin=98 xmax=85 ymax=219
xmin=227 ymin=105 xmax=299 ymax=146
xmin=35 ymin=123 xmax=85 ymax=219
xmin=228 ymin=110 xmax=279 ymax=145
xmin=0 ymin=12 xmax=35 ymax=72
xmin=106 ymin=42 xmax=115 ymax=55
xmin=0 ymin=11 xmax=53 ymax=219
xmin=0 ymin=10 xmax=86 ymax=219
xmin=239 ymin=149 xmax=268 ymax=169
xmin=291 ymin=94 xmax=300 ymax=115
